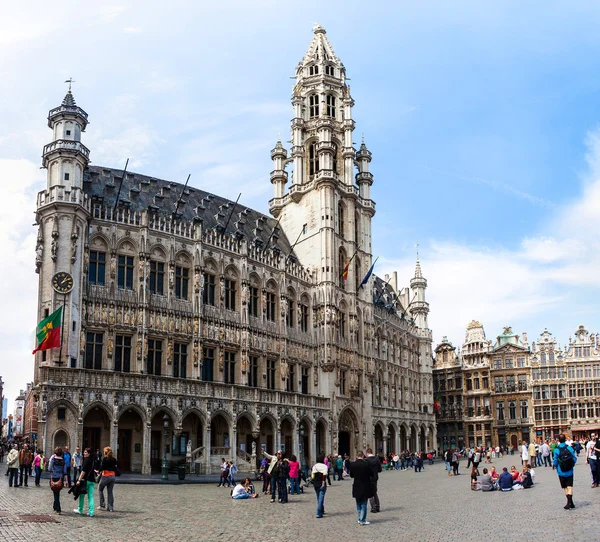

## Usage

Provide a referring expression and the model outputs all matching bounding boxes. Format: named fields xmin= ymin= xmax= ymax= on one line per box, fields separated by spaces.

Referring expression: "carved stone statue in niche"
xmin=193 ymin=340 xmax=199 ymax=366
xmin=51 ymin=238 xmax=58 ymax=261
xmin=80 ymin=330 xmax=86 ymax=354
xmin=101 ymin=304 xmax=108 ymax=323
xmin=109 ymin=303 xmax=116 ymax=325
xmin=110 ymin=254 xmax=116 ymax=278
xmin=138 ymin=307 xmax=144 ymax=326
xmin=241 ymin=282 xmax=249 ymax=305
xmin=167 ymin=340 xmax=174 ymax=363
xmin=35 ymin=242 xmax=43 ymax=273
xmin=107 ymin=336 xmax=114 ymax=358
xmin=136 ymin=337 xmax=143 ymax=360
xmin=280 ymin=358 xmax=288 ymax=379
xmin=169 ymin=268 xmax=175 ymax=290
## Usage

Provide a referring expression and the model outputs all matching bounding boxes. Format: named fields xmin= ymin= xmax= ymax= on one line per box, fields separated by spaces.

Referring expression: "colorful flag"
xmin=359 ymin=257 xmax=378 ymax=288
xmin=341 ymin=260 xmax=350 ymax=280
xmin=32 ymin=306 xmax=62 ymax=354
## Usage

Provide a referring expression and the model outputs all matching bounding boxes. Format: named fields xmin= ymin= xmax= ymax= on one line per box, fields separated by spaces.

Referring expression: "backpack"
xmin=557 ymin=446 xmax=574 ymax=471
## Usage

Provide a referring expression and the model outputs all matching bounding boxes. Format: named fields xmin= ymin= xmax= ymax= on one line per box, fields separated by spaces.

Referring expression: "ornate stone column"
xmin=142 ymin=422 xmax=151 ymax=475
xmin=204 ymin=425 xmax=212 ymax=475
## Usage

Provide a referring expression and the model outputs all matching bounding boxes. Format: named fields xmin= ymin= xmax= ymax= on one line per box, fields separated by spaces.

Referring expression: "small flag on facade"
xmin=32 ymin=306 xmax=63 ymax=354
xmin=341 ymin=260 xmax=351 ymax=280
xmin=359 ymin=257 xmax=378 ymax=288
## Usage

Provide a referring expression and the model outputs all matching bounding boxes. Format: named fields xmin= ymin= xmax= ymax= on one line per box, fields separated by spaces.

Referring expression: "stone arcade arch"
xmin=53 ymin=429 xmax=69 ymax=450
xmin=259 ymin=415 xmax=276 ymax=456
xmin=150 ymin=410 xmax=175 ymax=474
xmin=82 ymin=404 xmax=111 ymax=456
xmin=410 ymin=425 xmax=418 ymax=452
xmin=236 ymin=415 xmax=254 ymax=465
xmin=400 ymin=424 xmax=408 ymax=451
xmin=387 ymin=423 xmax=397 ymax=454
xmin=315 ymin=419 xmax=327 ymax=457
xmin=280 ymin=417 xmax=295 ymax=458
xmin=374 ymin=423 xmax=385 ymax=455
xmin=298 ymin=417 xmax=312 ymax=470
xmin=338 ymin=408 xmax=359 ymax=456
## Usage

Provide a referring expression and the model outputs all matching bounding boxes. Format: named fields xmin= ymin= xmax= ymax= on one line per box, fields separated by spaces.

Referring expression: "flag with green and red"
xmin=32 ymin=306 xmax=62 ymax=354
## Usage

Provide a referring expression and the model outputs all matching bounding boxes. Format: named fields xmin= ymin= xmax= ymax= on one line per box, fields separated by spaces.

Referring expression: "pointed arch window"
xmin=309 ymin=65 xmax=319 ymax=76
xmin=325 ymin=65 xmax=334 ymax=76
xmin=326 ymin=95 xmax=336 ymax=118
xmin=339 ymin=248 xmax=347 ymax=289
xmin=355 ymin=257 xmax=361 ymax=293
xmin=309 ymin=94 xmax=319 ymax=117
xmin=332 ymin=142 xmax=338 ymax=174
xmin=309 ymin=142 xmax=319 ymax=177
xmin=338 ymin=202 xmax=345 ymax=238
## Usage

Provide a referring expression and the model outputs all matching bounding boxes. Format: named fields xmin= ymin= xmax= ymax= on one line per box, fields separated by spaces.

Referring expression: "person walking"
xmin=33 ymin=449 xmax=43 ymax=486
xmin=451 ymin=449 xmax=460 ymax=476
xmin=444 ymin=448 xmax=452 ymax=477
xmin=521 ymin=441 xmax=530 ymax=466
xmin=311 ymin=454 xmax=328 ymax=518
xmin=7 ymin=445 xmax=19 ymax=488
xmin=553 ymin=433 xmax=577 ymax=510
xmin=74 ymin=448 xmax=97 ymax=517
xmin=288 ymin=454 xmax=301 ymax=495
xmin=48 ymin=447 xmax=66 ymax=514
xmin=365 ymin=448 xmax=382 ymax=513
xmin=98 ymin=446 xmax=118 ymax=512
xmin=63 ymin=445 xmax=72 ymax=488
xmin=349 ymin=451 xmax=374 ymax=526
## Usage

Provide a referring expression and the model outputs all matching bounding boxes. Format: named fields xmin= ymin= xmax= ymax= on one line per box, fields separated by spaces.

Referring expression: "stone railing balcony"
xmin=37 ymin=186 xmax=90 ymax=210
xmin=38 ymin=367 xmax=331 ymax=411
xmin=43 ymin=139 xmax=90 ymax=159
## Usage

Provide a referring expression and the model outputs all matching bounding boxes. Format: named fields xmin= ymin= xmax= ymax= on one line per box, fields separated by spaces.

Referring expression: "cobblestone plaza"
xmin=1 ymin=459 xmax=598 ymax=541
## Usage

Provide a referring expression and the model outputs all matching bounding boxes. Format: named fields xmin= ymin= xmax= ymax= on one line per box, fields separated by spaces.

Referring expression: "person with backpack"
xmin=311 ymin=454 xmax=328 ymax=518
xmin=48 ymin=446 xmax=67 ymax=514
xmin=553 ymin=433 xmax=577 ymax=510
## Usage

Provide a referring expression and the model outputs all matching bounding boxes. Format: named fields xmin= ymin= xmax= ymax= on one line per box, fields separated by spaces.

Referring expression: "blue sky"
xmin=1 ymin=1 xmax=599 ymax=408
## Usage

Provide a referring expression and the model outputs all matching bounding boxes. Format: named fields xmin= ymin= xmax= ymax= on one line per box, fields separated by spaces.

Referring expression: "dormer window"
xmin=309 ymin=143 xmax=319 ymax=176
xmin=66 ymin=130 xmax=71 ymax=136
xmin=309 ymin=94 xmax=319 ymax=118
xmin=64 ymin=173 xmax=70 ymax=181
xmin=325 ymin=65 xmax=334 ymax=76
xmin=309 ymin=65 xmax=319 ymax=76
xmin=326 ymin=95 xmax=336 ymax=118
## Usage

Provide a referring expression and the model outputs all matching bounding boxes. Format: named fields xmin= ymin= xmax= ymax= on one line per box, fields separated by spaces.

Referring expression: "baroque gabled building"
xmin=32 ymin=26 xmax=435 ymax=474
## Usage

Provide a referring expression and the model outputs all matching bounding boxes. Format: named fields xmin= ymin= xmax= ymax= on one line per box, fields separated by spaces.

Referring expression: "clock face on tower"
xmin=52 ymin=271 xmax=74 ymax=294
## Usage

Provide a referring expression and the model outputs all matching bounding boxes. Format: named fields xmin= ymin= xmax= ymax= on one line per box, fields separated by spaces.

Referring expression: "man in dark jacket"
xmin=365 ymin=447 xmax=382 ymax=513
xmin=350 ymin=451 xmax=374 ymax=526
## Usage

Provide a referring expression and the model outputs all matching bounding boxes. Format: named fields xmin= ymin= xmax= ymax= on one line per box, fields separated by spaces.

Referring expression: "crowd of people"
xmin=3 ymin=441 xmax=120 ymax=517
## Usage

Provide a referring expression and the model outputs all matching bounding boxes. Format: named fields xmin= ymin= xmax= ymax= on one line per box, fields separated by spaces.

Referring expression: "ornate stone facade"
xmin=33 ymin=27 xmax=435 ymax=473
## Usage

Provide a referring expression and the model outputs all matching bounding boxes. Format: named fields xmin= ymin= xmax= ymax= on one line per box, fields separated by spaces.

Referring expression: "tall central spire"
xmin=299 ymin=25 xmax=341 ymax=68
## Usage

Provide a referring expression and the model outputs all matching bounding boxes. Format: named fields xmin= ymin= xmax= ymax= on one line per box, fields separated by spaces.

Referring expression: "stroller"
xmin=299 ymin=470 xmax=312 ymax=490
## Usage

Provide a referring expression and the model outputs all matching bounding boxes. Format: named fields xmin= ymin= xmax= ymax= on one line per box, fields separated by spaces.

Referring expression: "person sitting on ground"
xmin=499 ymin=467 xmax=514 ymax=491
xmin=470 ymin=467 xmax=481 ymax=490
xmin=521 ymin=466 xmax=533 ymax=489
xmin=232 ymin=479 xmax=258 ymax=499
xmin=510 ymin=465 xmax=520 ymax=481
xmin=479 ymin=468 xmax=495 ymax=492
xmin=489 ymin=466 xmax=500 ymax=489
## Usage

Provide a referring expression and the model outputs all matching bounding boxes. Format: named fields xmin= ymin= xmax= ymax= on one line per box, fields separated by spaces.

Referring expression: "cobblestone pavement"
xmin=1 ymin=458 xmax=599 ymax=541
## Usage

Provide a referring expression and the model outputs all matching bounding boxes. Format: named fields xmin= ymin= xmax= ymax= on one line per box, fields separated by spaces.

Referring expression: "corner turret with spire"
xmin=410 ymin=251 xmax=429 ymax=329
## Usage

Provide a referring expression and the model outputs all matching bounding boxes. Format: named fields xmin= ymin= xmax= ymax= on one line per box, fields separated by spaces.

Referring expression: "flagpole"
xmin=58 ymin=293 xmax=67 ymax=366
xmin=339 ymin=244 xmax=361 ymax=280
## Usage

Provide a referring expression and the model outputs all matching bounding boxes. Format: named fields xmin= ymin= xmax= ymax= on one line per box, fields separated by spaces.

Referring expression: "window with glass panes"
xmin=266 ymin=359 xmax=276 ymax=390
xmin=89 ymin=251 xmax=106 ymax=285
xmin=508 ymin=401 xmax=516 ymax=419
xmin=224 ymin=351 xmax=235 ymax=384
xmin=300 ymin=303 xmax=309 ymax=332
xmin=301 ymin=366 xmax=309 ymax=395
xmin=202 ymin=347 xmax=214 ymax=381
xmin=149 ymin=261 xmax=164 ymax=295
xmin=286 ymin=363 xmax=296 ymax=392
xmin=266 ymin=292 xmax=276 ymax=322
xmin=517 ymin=357 xmax=525 ymax=367
xmin=249 ymin=286 xmax=259 ymax=317
xmin=173 ymin=342 xmax=187 ymax=378
xmin=117 ymin=255 xmax=134 ymax=290
xmin=504 ymin=357 xmax=513 ymax=369
xmin=175 ymin=266 xmax=189 ymax=300
xmin=340 ymin=370 xmax=346 ymax=395
xmin=224 ymin=279 xmax=236 ymax=310
xmin=286 ymin=300 xmax=294 ymax=328
xmin=339 ymin=311 xmax=346 ymax=339
xmin=496 ymin=401 xmax=505 ymax=420
xmin=326 ymin=95 xmax=336 ymax=117
xmin=203 ymin=273 xmax=215 ymax=306
xmin=520 ymin=401 xmax=528 ymax=419
xmin=147 ymin=339 xmax=162 ymax=375
xmin=247 ymin=356 xmax=259 ymax=387
xmin=518 ymin=374 xmax=527 ymax=391
xmin=85 ymin=332 xmax=103 ymax=370
xmin=114 ymin=335 xmax=131 ymax=372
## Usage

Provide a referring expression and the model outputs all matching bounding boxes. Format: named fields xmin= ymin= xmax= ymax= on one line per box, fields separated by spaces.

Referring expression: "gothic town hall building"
xmin=33 ymin=26 xmax=435 ymax=473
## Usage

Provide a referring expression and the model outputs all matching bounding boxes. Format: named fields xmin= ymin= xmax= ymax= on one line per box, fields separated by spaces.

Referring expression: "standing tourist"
xmin=72 ymin=446 xmax=83 ymax=480
xmin=553 ymin=433 xmax=577 ymax=510
xmin=63 ymin=445 xmax=72 ymax=487
xmin=528 ymin=441 xmax=537 ymax=468
xmin=276 ymin=456 xmax=290 ymax=503
xmin=260 ymin=455 xmax=270 ymax=495
xmin=586 ymin=434 xmax=600 ymax=488
xmin=541 ymin=440 xmax=551 ymax=467
xmin=472 ymin=448 xmax=481 ymax=474
xmin=521 ymin=441 xmax=529 ymax=466
xmin=335 ymin=455 xmax=344 ymax=481
xmin=444 ymin=448 xmax=452 ymax=477
xmin=451 ymin=449 xmax=460 ymax=476
xmin=262 ymin=449 xmax=282 ymax=502
xmin=74 ymin=448 xmax=97 ymax=517
xmin=311 ymin=454 xmax=328 ymax=518
xmin=365 ymin=448 xmax=381 ymax=513
xmin=288 ymin=454 xmax=301 ymax=495
xmin=34 ymin=449 xmax=43 ymax=486
xmin=48 ymin=447 xmax=66 ymax=514
xmin=349 ymin=451 xmax=374 ymax=526
xmin=217 ymin=458 xmax=228 ymax=487
xmin=98 ymin=446 xmax=118 ymax=512
xmin=19 ymin=444 xmax=32 ymax=487
xmin=7 ymin=444 xmax=19 ymax=488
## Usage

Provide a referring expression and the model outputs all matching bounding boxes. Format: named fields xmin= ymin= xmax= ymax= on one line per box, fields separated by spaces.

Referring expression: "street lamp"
xmin=162 ymin=414 xmax=169 ymax=482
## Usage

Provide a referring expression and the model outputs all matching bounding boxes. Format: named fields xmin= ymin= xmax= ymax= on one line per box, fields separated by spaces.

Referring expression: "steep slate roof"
xmin=300 ymin=25 xmax=341 ymax=66
xmin=372 ymin=275 xmax=405 ymax=314
xmin=83 ymin=165 xmax=294 ymax=255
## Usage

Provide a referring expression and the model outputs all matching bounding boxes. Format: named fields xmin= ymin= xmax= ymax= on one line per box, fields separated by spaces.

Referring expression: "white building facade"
xmin=32 ymin=27 xmax=435 ymax=473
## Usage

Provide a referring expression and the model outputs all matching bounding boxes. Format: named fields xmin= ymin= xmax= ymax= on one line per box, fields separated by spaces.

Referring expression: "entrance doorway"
xmin=83 ymin=427 xmax=101 ymax=453
xmin=338 ymin=431 xmax=350 ymax=456
xmin=118 ymin=429 xmax=132 ymax=472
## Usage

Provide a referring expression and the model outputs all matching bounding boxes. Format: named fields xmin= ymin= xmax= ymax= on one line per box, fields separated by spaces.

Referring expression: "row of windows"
xmin=568 ymin=382 xmax=600 ymax=398
xmin=495 ymin=400 xmax=529 ymax=420
xmin=492 ymin=357 xmax=527 ymax=369
xmin=307 ymin=64 xmax=336 ymax=77
xmin=532 ymin=384 xmax=568 ymax=400
xmin=84 ymin=334 xmax=311 ymax=393
xmin=89 ymin=251 xmax=189 ymax=299
xmin=493 ymin=375 xmax=528 ymax=392
xmin=307 ymin=94 xmax=336 ymax=118
xmin=534 ymin=405 xmax=569 ymax=421
xmin=572 ymin=346 xmax=592 ymax=358
xmin=532 ymin=365 xmax=600 ymax=380
xmin=435 ymin=376 xmax=463 ymax=392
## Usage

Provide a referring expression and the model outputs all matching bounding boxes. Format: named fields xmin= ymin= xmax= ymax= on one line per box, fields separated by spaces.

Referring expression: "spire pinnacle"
xmin=414 ymin=243 xmax=422 ymax=278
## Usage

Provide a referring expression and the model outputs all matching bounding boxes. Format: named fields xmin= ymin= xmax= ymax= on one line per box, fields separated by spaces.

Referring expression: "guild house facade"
xmin=33 ymin=26 xmax=435 ymax=474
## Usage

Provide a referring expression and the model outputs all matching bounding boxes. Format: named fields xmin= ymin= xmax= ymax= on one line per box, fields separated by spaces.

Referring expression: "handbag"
xmin=115 ymin=465 xmax=121 ymax=477
xmin=50 ymin=478 xmax=63 ymax=492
